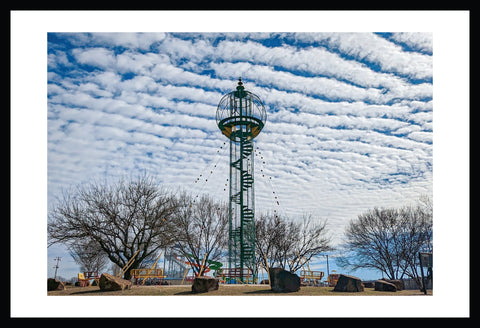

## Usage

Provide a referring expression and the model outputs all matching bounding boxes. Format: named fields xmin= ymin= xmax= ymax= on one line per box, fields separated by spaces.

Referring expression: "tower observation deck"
xmin=216 ymin=78 xmax=267 ymax=282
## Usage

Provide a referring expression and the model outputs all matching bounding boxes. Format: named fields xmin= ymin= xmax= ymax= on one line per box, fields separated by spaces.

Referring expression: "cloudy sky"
xmin=46 ymin=31 xmax=433 ymax=278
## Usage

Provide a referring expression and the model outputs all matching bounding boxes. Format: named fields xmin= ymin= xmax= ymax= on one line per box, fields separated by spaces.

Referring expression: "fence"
xmin=401 ymin=278 xmax=432 ymax=290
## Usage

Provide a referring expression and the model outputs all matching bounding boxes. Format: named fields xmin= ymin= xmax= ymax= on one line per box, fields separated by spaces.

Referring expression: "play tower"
xmin=216 ymin=78 xmax=266 ymax=282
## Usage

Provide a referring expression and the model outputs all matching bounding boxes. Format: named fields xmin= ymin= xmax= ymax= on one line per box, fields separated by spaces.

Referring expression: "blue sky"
xmin=46 ymin=32 xmax=433 ymax=280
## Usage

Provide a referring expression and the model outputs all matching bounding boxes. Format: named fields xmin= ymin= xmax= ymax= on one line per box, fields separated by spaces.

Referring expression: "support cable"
xmin=254 ymin=145 xmax=287 ymax=219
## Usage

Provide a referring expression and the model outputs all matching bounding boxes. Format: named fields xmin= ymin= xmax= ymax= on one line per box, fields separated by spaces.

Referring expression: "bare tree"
xmin=255 ymin=213 xmax=331 ymax=273
xmin=168 ymin=193 xmax=229 ymax=276
xmin=397 ymin=201 xmax=433 ymax=286
xmin=288 ymin=215 xmax=332 ymax=272
xmin=255 ymin=213 xmax=292 ymax=271
xmin=68 ymin=238 xmax=109 ymax=274
xmin=48 ymin=175 xmax=178 ymax=279
xmin=338 ymin=207 xmax=402 ymax=279
xmin=338 ymin=197 xmax=432 ymax=281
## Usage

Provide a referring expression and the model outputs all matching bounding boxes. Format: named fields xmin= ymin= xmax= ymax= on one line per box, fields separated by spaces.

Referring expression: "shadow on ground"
xmin=174 ymin=290 xmax=194 ymax=295
xmin=67 ymin=289 xmax=109 ymax=295
xmin=174 ymin=288 xmax=276 ymax=295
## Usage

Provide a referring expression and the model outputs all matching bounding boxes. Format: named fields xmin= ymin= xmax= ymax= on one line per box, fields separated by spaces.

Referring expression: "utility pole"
xmin=325 ymin=254 xmax=330 ymax=277
xmin=53 ymin=257 xmax=61 ymax=279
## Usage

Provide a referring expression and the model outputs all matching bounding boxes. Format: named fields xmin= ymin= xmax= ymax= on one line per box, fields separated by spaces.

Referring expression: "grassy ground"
xmin=48 ymin=284 xmax=432 ymax=296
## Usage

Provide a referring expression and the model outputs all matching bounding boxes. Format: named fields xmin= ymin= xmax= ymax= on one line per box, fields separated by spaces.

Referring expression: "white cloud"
xmin=72 ymin=47 xmax=117 ymax=69
xmin=303 ymin=32 xmax=433 ymax=80
xmin=390 ymin=32 xmax=433 ymax=54
xmin=91 ymin=32 xmax=167 ymax=50
xmin=210 ymin=61 xmax=385 ymax=103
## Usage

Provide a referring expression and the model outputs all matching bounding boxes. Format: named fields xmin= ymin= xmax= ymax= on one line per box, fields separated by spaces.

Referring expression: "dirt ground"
xmin=48 ymin=284 xmax=432 ymax=296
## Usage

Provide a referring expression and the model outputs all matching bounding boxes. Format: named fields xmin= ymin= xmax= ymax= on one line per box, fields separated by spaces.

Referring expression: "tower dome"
xmin=216 ymin=78 xmax=267 ymax=141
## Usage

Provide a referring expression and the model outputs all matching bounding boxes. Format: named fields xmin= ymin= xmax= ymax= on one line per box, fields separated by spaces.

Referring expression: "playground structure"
xmin=326 ymin=273 xmax=340 ymax=287
xmin=216 ymin=78 xmax=266 ymax=283
xmin=300 ymin=270 xmax=325 ymax=286
xmin=217 ymin=267 xmax=255 ymax=284
xmin=131 ymin=268 xmax=166 ymax=285
xmin=130 ymin=252 xmax=165 ymax=285
xmin=296 ymin=253 xmax=325 ymax=287
xmin=77 ymin=271 xmax=100 ymax=286
xmin=163 ymin=250 xmax=188 ymax=283
xmin=178 ymin=253 xmax=224 ymax=284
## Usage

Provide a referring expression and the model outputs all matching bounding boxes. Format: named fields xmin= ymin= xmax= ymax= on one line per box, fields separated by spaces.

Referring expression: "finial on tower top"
xmin=236 ymin=77 xmax=244 ymax=91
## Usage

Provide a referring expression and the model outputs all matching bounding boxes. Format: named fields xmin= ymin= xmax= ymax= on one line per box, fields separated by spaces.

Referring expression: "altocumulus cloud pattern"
xmin=48 ymin=32 xmax=432 ymax=242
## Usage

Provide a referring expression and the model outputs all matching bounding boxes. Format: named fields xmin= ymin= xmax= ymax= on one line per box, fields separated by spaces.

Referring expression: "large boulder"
xmin=386 ymin=279 xmax=403 ymax=291
xmin=374 ymin=279 xmax=397 ymax=292
xmin=47 ymin=278 xmax=65 ymax=291
xmin=191 ymin=276 xmax=219 ymax=293
xmin=363 ymin=281 xmax=375 ymax=288
xmin=99 ymin=273 xmax=132 ymax=291
xmin=269 ymin=267 xmax=301 ymax=293
xmin=333 ymin=274 xmax=364 ymax=292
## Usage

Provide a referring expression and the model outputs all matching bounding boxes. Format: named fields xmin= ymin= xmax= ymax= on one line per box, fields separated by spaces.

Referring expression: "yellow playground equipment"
xmin=77 ymin=271 xmax=100 ymax=287
xmin=300 ymin=270 xmax=324 ymax=286
xmin=130 ymin=268 xmax=166 ymax=285
xmin=297 ymin=253 xmax=325 ymax=286
xmin=117 ymin=249 xmax=140 ymax=278
xmin=130 ymin=252 xmax=165 ymax=285
xmin=326 ymin=273 xmax=340 ymax=287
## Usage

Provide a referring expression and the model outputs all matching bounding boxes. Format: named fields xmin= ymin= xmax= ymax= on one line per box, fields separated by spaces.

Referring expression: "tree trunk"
xmin=123 ymin=269 xmax=132 ymax=280
xmin=122 ymin=259 xmax=143 ymax=280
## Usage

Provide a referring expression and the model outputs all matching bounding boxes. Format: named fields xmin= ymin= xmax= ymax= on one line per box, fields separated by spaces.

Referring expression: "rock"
xmin=99 ymin=273 xmax=132 ymax=291
xmin=269 ymin=267 xmax=301 ymax=293
xmin=333 ymin=274 xmax=364 ymax=292
xmin=47 ymin=278 xmax=65 ymax=291
xmin=386 ymin=279 xmax=403 ymax=291
xmin=374 ymin=279 xmax=397 ymax=292
xmin=363 ymin=281 xmax=375 ymax=288
xmin=191 ymin=276 xmax=219 ymax=293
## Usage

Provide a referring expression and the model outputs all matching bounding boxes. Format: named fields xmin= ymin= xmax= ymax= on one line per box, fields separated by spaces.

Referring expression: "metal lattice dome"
xmin=216 ymin=78 xmax=266 ymax=142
